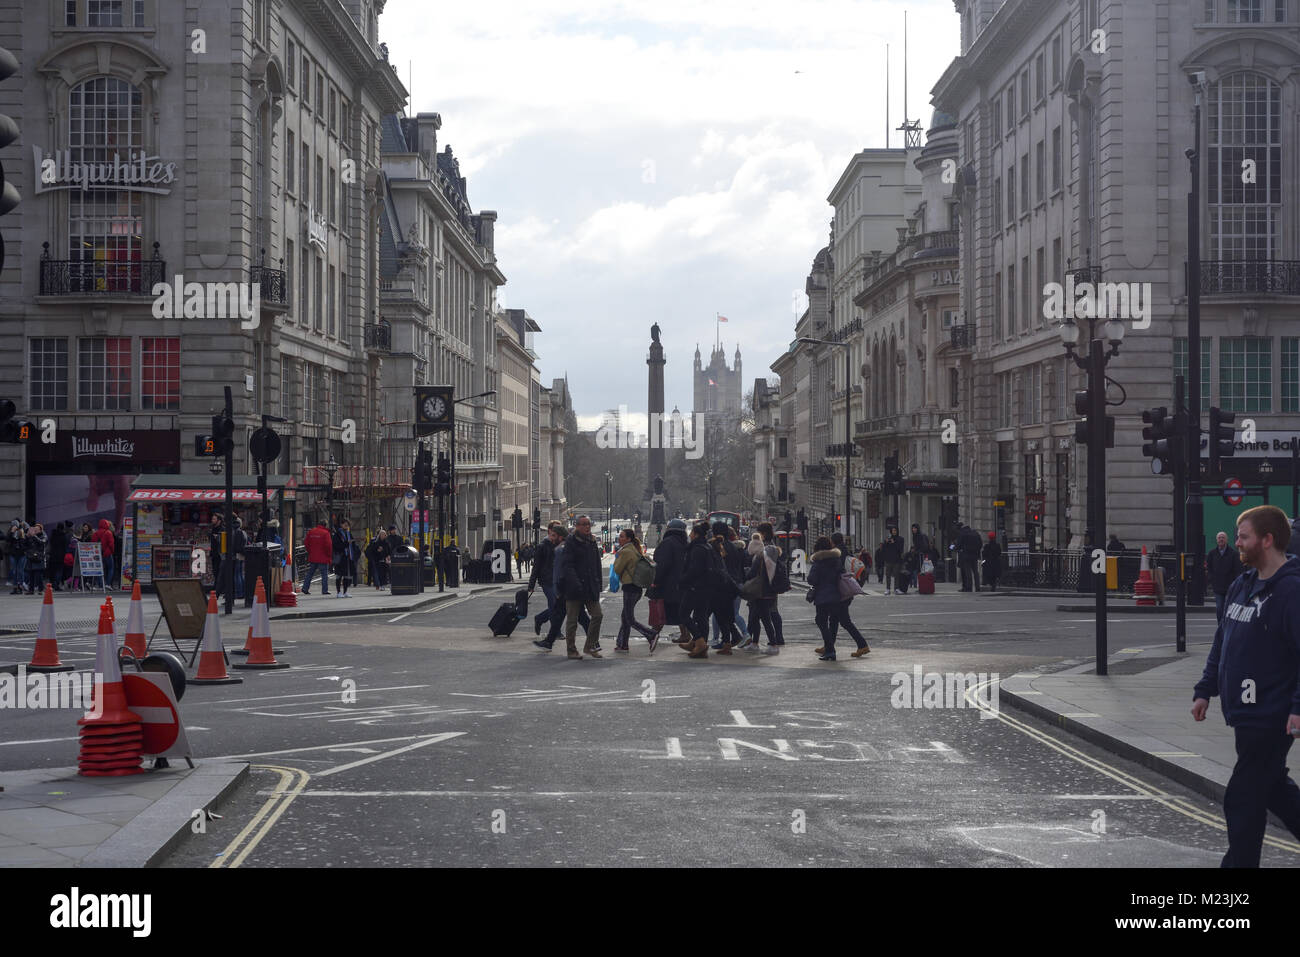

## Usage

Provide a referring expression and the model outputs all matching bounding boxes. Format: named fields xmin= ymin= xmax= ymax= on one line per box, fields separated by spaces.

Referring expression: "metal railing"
xmin=997 ymin=548 xmax=1192 ymax=596
xmin=39 ymin=242 xmax=165 ymax=296
xmin=949 ymin=323 xmax=976 ymax=349
xmin=1070 ymin=265 xmax=1103 ymax=287
xmin=250 ymin=249 xmax=288 ymax=306
xmin=1199 ymin=260 xmax=1300 ymax=296
xmin=363 ymin=321 xmax=392 ymax=351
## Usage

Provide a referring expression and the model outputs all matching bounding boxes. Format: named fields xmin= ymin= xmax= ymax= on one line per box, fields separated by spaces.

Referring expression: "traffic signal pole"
xmin=1088 ymin=340 xmax=1108 ymax=676
xmin=1186 ymin=90 xmax=1207 ymax=606
xmin=223 ymin=385 xmax=234 ymax=616
xmin=1174 ymin=377 xmax=1187 ymax=654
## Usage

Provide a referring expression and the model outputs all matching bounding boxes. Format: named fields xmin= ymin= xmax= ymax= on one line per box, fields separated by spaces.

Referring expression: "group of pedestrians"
xmin=4 ymin=518 xmax=115 ymax=594
xmin=301 ymin=517 xmax=385 ymax=598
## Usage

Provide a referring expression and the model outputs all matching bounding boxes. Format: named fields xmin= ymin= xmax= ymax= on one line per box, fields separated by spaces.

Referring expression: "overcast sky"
xmin=381 ymin=0 xmax=961 ymax=431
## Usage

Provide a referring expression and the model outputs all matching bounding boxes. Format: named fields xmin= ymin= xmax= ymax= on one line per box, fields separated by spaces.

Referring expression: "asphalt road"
xmin=1 ymin=585 xmax=1263 ymax=867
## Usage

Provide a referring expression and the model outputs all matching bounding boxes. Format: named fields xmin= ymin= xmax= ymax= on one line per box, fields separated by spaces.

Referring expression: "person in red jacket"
xmin=90 ymin=519 xmax=115 ymax=590
xmin=303 ymin=519 xmax=333 ymax=595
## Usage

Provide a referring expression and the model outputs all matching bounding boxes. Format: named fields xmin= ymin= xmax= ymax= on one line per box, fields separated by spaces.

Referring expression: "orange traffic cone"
xmin=275 ymin=556 xmax=298 ymax=607
xmin=1134 ymin=546 xmax=1157 ymax=606
xmin=26 ymin=584 xmax=74 ymax=673
xmin=189 ymin=591 xmax=243 ymax=685
xmin=78 ymin=605 xmax=144 ymax=776
xmin=121 ymin=581 xmax=147 ymax=660
xmin=229 ymin=623 xmax=254 ymax=657
xmin=235 ymin=578 xmax=289 ymax=670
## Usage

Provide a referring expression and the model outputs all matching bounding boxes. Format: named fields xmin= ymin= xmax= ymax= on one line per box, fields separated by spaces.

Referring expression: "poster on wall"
xmin=35 ymin=473 xmax=134 ymax=542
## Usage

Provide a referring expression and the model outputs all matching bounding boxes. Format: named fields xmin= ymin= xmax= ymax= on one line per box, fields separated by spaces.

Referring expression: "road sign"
xmin=249 ymin=426 xmax=281 ymax=464
xmin=122 ymin=671 xmax=190 ymax=757
xmin=1223 ymin=478 xmax=1244 ymax=506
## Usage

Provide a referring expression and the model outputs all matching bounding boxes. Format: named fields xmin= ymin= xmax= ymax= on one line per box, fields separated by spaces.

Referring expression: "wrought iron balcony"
xmin=1070 ymin=265 xmax=1102 ymax=287
xmin=39 ymin=242 xmax=165 ymax=296
xmin=949 ymin=322 xmax=976 ymax=349
xmin=1198 ymin=260 xmax=1300 ymax=296
xmin=363 ymin=321 xmax=392 ymax=351
xmin=250 ymin=249 xmax=288 ymax=307
xmin=824 ymin=443 xmax=857 ymax=459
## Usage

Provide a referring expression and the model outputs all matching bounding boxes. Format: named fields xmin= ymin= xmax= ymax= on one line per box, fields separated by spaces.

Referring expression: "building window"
xmin=280 ymin=358 xmax=292 ymax=421
xmin=1007 ymin=265 xmax=1016 ymax=334
xmin=1220 ymin=338 xmax=1271 ymax=412
xmin=315 ymin=156 xmax=323 ymax=210
xmin=68 ymin=78 xmax=144 ymax=289
xmin=1035 ymin=248 xmax=1045 ymax=323
xmin=1206 ymin=0 xmax=1217 ymax=18
xmin=1051 ymin=126 xmax=1062 ymax=192
xmin=1035 ymin=53 xmax=1045 ymax=102
xmin=1007 ymin=164 xmax=1016 ymax=221
xmin=1051 ymin=34 xmax=1061 ymax=84
xmin=1021 ymin=255 xmax=1030 ymax=332
xmin=1208 ymin=73 xmax=1281 ymax=260
xmin=1174 ymin=337 xmax=1212 ymax=412
xmin=303 ymin=362 xmax=315 ymax=425
xmin=328 ymin=88 xmax=337 ymax=133
xmin=778 ymin=437 xmax=788 ymax=458
xmin=1283 ymin=338 xmax=1299 ymax=412
xmin=301 ymin=145 xmax=310 ymax=206
xmin=340 ymin=272 xmax=348 ymax=341
xmin=285 ymin=239 xmax=295 ymax=319
xmin=327 ymin=265 xmax=336 ymax=337
xmin=1277 ymin=0 xmax=1288 ymax=21
xmin=1052 ymin=238 xmax=1062 ymax=283
xmin=287 ymin=41 xmax=296 ymax=88
xmin=78 ymin=338 xmax=131 ymax=411
xmin=991 ymin=99 xmax=1002 ymax=142
xmin=943 ymin=442 xmax=959 ymax=470
xmin=30 ymin=339 xmax=69 ymax=412
xmin=948 ymin=367 xmax=959 ymax=408
xmin=313 ymin=257 xmax=323 ymax=330
xmin=83 ymin=0 xmax=142 ymax=27
xmin=998 ymin=377 xmax=1013 ymax=429
xmin=993 ymin=272 xmax=1003 ymax=339
xmin=328 ymin=167 xmax=336 ymax=221
xmin=300 ymin=247 xmax=309 ymax=325
xmin=316 ymin=74 xmax=325 ymax=117
xmin=1006 ymin=86 xmax=1015 ymax=132
xmin=301 ymin=56 xmax=311 ymax=107
xmin=1020 ymin=71 xmax=1029 ymax=116
xmin=993 ymin=176 xmax=1003 ymax=231
xmin=1020 ymin=154 xmax=1029 ymax=213
xmin=140 ymin=338 xmax=180 ymax=411
xmin=1035 ymin=140 xmax=1045 ymax=202
xmin=1228 ymin=0 xmax=1262 ymax=20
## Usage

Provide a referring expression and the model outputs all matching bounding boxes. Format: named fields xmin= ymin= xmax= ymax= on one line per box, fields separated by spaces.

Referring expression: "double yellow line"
xmin=209 ymin=765 xmax=311 ymax=869
xmin=967 ymin=678 xmax=1300 ymax=854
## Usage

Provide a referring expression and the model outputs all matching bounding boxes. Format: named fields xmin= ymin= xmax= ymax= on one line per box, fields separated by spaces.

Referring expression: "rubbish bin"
xmin=389 ymin=545 xmax=423 ymax=596
xmin=242 ymin=543 xmax=281 ymax=607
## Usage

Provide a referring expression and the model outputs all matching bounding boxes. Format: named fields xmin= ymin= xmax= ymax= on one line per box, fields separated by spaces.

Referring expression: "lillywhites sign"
xmin=33 ymin=146 xmax=177 ymax=195
xmin=72 ymin=434 xmax=134 ymax=459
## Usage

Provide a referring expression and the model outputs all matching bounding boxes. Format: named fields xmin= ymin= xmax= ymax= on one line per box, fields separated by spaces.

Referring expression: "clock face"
xmin=423 ymin=396 xmax=447 ymax=420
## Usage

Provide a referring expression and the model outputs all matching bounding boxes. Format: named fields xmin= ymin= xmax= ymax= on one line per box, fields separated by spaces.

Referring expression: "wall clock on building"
xmin=414 ymin=385 xmax=454 ymax=436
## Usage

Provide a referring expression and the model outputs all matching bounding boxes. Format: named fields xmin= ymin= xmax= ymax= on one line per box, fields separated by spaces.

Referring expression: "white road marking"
xmin=314 ymin=731 xmax=466 ymax=777
xmin=0 ymin=735 xmax=79 ymax=747
xmin=204 ymin=732 xmax=456 ymax=761
xmin=200 ymin=684 xmax=428 ymax=705
xmin=885 ymin=609 xmax=1039 ymax=618
xmin=715 ymin=709 xmax=775 ymax=729
xmin=1054 ymin=794 xmax=1169 ymax=800
xmin=387 ymin=612 xmax=414 ymax=623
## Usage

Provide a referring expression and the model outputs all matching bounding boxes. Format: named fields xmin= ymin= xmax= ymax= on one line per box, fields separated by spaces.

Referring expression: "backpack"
xmin=772 ymin=557 xmax=791 ymax=594
xmin=632 ymin=552 xmax=656 ymax=589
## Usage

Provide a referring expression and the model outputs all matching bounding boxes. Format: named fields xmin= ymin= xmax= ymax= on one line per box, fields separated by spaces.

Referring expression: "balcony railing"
xmin=918 ymin=228 xmax=958 ymax=254
xmin=250 ymin=249 xmax=288 ymax=307
xmin=1070 ymin=265 xmax=1102 ymax=287
xmin=949 ymin=322 xmax=976 ymax=349
xmin=363 ymin=321 xmax=392 ymax=351
xmin=824 ymin=443 xmax=857 ymax=459
xmin=39 ymin=242 xmax=165 ymax=296
xmin=1199 ymin=260 xmax=1300 ymax=296
xmin=855 ymin=414 xmax=901 ymax=436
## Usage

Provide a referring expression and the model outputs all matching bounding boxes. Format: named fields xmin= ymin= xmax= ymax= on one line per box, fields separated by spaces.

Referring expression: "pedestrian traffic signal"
xmin=195 ymin=434 xmax=217 ymax=457
xmin=883 ymin=455 xmax=904 ymax=495
xmin=1073 ymin=390 xmax=1115 ymax=449
xmin=1208 ymin=406 xmax=1236 ymax=475
xmin=1141 ymin=407 xmax=1175 ymax=476
xmin=413 ymin=448 xmax=433 ymax=491
xmin=0 ymin=47 xmax=21 ymax=275
xmin=0 ymin=399 xmax=32 ymax=444
xmin=211 ymin=412 xmax=235 ymax=457
xmin=434 ymin=454 xmax=452 ymax=496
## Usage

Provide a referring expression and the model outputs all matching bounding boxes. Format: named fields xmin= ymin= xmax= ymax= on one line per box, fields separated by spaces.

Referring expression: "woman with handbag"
xmin=815 ymin=532 xmax=870 ymax=657
xmin=743 ymin=531 xmax=785 ymax=654
xmin=807 ymin=537 xmax=862 ymax=661
xmin=612 ymin=528 xmax=658 ymax=653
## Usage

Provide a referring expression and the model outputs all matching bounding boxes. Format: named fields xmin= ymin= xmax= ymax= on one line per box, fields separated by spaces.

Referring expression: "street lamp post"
xmin=451 ymin=390 xmax=497 ymax=555
xmin=799 ymin=337 xmax=853 ymax=539
xmin=1186 ymin=76 xmax=1208 ymax=606
xmin=324 ymin=452 xmax=338 ymax=530
xmin=1060 ymin=314 xmax=1126 ymax=676
xmin=605 ymin=471 xmax=613 ymax=552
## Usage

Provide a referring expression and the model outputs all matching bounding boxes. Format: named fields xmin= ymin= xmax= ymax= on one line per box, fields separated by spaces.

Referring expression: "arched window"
xmin=1208 ymin=72 xmax=1281 ymax=261
xmin=67 ymin=77 xmax=144 ymax=291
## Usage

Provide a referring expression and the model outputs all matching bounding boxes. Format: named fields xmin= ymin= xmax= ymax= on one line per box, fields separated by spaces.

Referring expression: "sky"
xmin=380 ymin=0 xmax=962 ymax=432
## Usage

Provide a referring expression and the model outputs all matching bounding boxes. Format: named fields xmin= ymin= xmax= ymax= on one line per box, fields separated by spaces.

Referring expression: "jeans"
xmin=836 ymin=599 xmax=867 ymax=648
xmin=711 ymin=595 xmax=749 ymax=641
xmin=536 ymin=582 xmax=558 ymax=628
xmin=28 ymin=563 xmax=44 ymax=593
xmin=747 ymin=598 xmax=779 ymax=644
xmin=101 ymin=555 xmax=115 ymax=590
xmin=617 ymin=584 xmax=655 ymax=644
xmin=234 ymin=560 xmax=246 ymax=599
xmin=10 ymin=555 xmax=26 ymax=589
xmin=1221 ymin=725 xmax=1300 ymax=867
xmin=710 ymin=593 xmax=743 ymax=644
xmin=815 ymin=603 xmax=842 ymax=652
xmin=1215 ymin=592 xmax=1227 ymax=624
xmin=303 ymin=562 xmax=330 ymax=594
xmin=564 ymin=598 xmax=603 ymax=650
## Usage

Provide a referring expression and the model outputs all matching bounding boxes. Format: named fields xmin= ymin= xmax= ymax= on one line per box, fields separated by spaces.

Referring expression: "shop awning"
xmin=128 ymin=488 xmax=269 ymax=502
xmin=128 ymin=475 xmax=297 ymax=502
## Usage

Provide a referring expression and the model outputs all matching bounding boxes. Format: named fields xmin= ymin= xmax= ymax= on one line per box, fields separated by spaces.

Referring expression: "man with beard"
xmin=557 ymin=515 xmax=604 ymax=659
xmin=1193 ymin=505 xmax=1300 ymax=867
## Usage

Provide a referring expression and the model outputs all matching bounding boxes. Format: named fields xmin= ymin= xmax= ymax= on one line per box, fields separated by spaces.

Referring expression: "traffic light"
xmin=834 ymin=513 xmax=842 ymax=527
xmin=413 ymin=447 xmax=433 ymax=491
xmin=1073 ymin=390 xmax=1116 ymax=448
xmin=882 ymin=455 xmax=904 ymax=495
xmin=796 ymin=507 xmax=808 ymax=532
xmin=211 ymin=412 xmax=235 ymax=456
xmin=434 ymin=454 xmax=452 ymax=496
xmin=1141 ymin=407 xmax=1175 ymax=476
xmin=0 ymin=47 xmax=21 ymax=275
xmin=0 ymin=399 xmax=32 ymax=444
xmin=1209 ymin=406 xmax=1236 ymax=476
xmin=195 ymin=434 xmax=217 ymax=457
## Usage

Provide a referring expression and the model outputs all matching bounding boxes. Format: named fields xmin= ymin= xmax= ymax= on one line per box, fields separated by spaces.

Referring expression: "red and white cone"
xmin=1134 ymin=545 xmax=1157 ymax=606
xmin=25 ymin=583 xmax=74 ymax=674
xmin=78 ymin=605 xmax=144 ymax=776
xmin=121 ymin=580 xmax=147 ymax=661
xmin=235 ymin=578 xmax=289 ymax=670
xmin=275 ymin=556 xmax=298 ymax=607
xmin=189 ymin=591 xmax=243 ymax=685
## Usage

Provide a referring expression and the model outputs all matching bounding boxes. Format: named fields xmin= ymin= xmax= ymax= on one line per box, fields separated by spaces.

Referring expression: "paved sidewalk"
xmin=0 ymin=761 xmax=246 ymax=867
xmin=1000 ymin=642 xmax=1241 ymax=803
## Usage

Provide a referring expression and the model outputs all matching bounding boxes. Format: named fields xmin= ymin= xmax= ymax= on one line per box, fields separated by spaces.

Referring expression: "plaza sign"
xmin=32 ymin=146 xmax=177 ymax=196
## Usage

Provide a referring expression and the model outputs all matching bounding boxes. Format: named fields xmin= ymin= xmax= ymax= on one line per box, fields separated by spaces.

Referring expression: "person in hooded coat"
xmin=649 ymin=519 xmax=690 ymax=645
xmin=677 ymin=522 xmax=717 ymax=658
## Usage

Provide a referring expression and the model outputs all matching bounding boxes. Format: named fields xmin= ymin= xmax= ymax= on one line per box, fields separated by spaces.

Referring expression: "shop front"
xmin=124 ymin=475 xmax=297 ymax=591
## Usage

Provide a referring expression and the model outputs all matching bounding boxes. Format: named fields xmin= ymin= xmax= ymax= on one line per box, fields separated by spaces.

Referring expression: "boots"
xmin=851 ymin=645 xmax=871 ymax=657
xmin=687 ymin=638 xmax=709 ymax=658
xmin=566 ymin=641 xmax=582 ymax=660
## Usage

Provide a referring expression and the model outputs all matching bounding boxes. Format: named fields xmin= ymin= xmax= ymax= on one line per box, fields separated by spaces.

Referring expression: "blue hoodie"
xmin=1194 ymin=555 xmax=1300 ymax=728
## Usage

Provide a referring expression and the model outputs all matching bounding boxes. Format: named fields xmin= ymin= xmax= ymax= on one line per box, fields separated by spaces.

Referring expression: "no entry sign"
xmin=122 ymin=672 xmax=190 ymax=757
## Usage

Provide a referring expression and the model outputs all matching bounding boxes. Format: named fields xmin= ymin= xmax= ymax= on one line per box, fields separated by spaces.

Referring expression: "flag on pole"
xmin=717 ymin=315 xmax=729 ymax=322
xmin=708 ymin=379 xmax=716 ymax=386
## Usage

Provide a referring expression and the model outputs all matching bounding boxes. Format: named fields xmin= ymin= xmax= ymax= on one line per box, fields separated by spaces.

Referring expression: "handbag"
xmin=805 ymin=587 xmax=816 ymax=603
xmin=740 ymin=575 xmax=764 ymax=602
xmin=837 ymin=572 xmax=865 ymax=599
xmin=648 ymin=597 xmax=666 ymax=628
xmin=609 ymin=564 xmax=621 ymax=593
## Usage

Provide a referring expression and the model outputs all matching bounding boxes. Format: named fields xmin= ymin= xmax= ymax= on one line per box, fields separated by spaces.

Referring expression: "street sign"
xmin=1223 ymin=478 xmax=1244 ymax=506
xmin=249 ymin=426 xmax=281 ymax=464
xmin=122 ymin=671 xmax=190 ymax=758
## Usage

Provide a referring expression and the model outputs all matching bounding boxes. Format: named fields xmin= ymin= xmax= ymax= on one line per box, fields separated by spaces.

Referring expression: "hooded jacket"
xmin=1194 ymin=556 xmax=1300 ymax=728
xmin=91 ymin=519 xmax=115 ymax=560
xmin=304 ymin=524 xmax=333 ymax=564
xmin=651 ymin=527 xmax=688 ymax=602
xmin=680 ymin=537 xmax=717 ymax=596
xmin=557 ymin=531 xmax=603 ymax=601
xmin=807 ymin=548 xmax=843 ymax=605
xmin=528 ymin=537 xmax=557 ymax=591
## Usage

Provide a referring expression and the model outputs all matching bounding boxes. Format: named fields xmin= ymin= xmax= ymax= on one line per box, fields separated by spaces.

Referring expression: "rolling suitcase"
xmin=918 ymin=572 xmax=935 ymax=595
xmin=489 ymin=602 xmax=520 ymax=637
xmin=514 ymin=588 xmax=530 ymax=618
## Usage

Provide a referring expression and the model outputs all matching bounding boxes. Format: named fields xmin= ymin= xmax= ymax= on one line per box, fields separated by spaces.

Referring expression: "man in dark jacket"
xmin=981 ymin=532 xmax=1002 ymax=591
xmin=1206 ymin=530 xmax=1245 ymax=624
xmin=881 ymin=527 xmax=904 ymax=594
xmin=710 ymin=525 xmax=750 ymax=648
xmin=559 ymin=516 xmax=604 ymax=659
xmin=47 ymin=522 xmax=68 ymax=591
xmin=1192 ymin=505 xmax=1300 ymax=867
xmin=910 ymin=523 xmax=930 ymax=555
xmin=677 ymin=522 xmax=717 ymax=656
xmin=650 ymin=519 xmax=690 ymax=644
xmin=530 ymin=522 xmax=567 ymax=640
xmin=957 ymin=523 xmax=983 ymax=592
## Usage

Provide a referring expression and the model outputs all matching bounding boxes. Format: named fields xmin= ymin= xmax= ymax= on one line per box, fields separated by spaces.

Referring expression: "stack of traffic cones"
xmin=26 ymin=584 xmax=74 ymax=674
xmin=189 ymin=591 xmax=243 ymax=686
xmin=78 ymin=605 xmax=144 ymax=777
xmin=1134 ymin=545 xmax=1157 ymax=606
xmin=121 ymin=581 xmax=147 ymax=660
xmin=274 ymin=558 xmax=298 ymax=607
xmin=235 ymin=578 xmax=289 ymax=670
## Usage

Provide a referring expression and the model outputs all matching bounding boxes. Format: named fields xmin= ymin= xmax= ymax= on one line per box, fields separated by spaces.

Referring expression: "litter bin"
xmin=389 ymin=545 xmax=423 ymax=596
xmin=242 ymin=543 xmax=281 ymax=607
